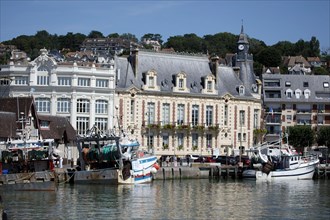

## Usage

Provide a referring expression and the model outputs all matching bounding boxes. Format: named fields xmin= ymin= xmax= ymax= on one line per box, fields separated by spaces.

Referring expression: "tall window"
xmin=224 ymin=105 xmax=228 ymax=126
xmin=191 ymin=105 xmax=199 ymax=126
xmin=95 ymin=100 xmax=108 ymax=114
xmin=253 ymin=109 xmax=259 ymax=129
xmin=57 ymin=98 xmax=71 ymax=113
xmin=206 ymin=134 xmax=212 ymax=148
xmin=177 ymin=104 xmax=185 ymax=125
xmin=37 ymin=75 xmax=49 ymax=85
xmin=96 ymin=79 xmax=108 ymax=88
xmin=178 ymin=133 xmax=184 ymax=147
xmin=95 ymin=118 xmax=107 ymax=133
xmin=58 ymin=77 xmax=71 ymax=86
xmin=15 ymin=76 xmax=28 ymax=85
xmin=206 ymin=105 xmax=213 ymax=126
xmin=130 ymin=100 xmax=135 ymax=122
xmin=35 ymin=97 xmax=50 ymax=113
xmin=192 ymin=133 xmax=198 ymax=147
xmin=162 ymin=103 xmax=170 ymax=125
xmin=162 ymin=134 xmax=169 ymax=148
xmin=149 ymin=76 xmax=154 ymax=87
xmin=77 ymin=99 xmax=90 ymax=113
xmin=239 ymin=110 xmax=245 ymax=126
xmin=78 ymin=78 xmax=90 ymax=87
xmin=207 ymin=80 xmax=212 ymax=90
xmin=179 ymin=78 xmax=184 ymax=89
xmin=76 ymin=117 xmax=89 ymax=135
xmin=147 ymin=102 xmax=155 ymax=124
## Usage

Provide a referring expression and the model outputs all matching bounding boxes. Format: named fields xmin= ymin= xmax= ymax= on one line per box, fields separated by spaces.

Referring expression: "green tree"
xmin=316 ymin=126 xmax=330 ymax=147
xmin=313 ymin=66 xmax=329 ymax=75
xmin=308 ymin=36 xmax=320 ymax=57
xmin=273 ymin=41 xmax=295 ymax=56
xmin=286 ymin=126 xmax=315 ymax=152
xmin=255 ymin=47 xmax=282 ymax=68
xmin=120 ymin=33 xmax=138 ymax=42
xmin=107 ymin=33 xmax=120 ymax=38
xmin=87 ymin=30 xmax=104 ymax=38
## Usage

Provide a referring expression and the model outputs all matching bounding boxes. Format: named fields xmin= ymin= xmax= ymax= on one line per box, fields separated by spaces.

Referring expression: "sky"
xmin=1 ymin=0 xmax=329 ymax=51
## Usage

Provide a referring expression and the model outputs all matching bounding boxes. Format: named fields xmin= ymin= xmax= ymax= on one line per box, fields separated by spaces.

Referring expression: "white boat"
xmin=75 ymin=125 xmax=159 ymax=184
xmin=243 ymin=141 xmax=319 ymax=180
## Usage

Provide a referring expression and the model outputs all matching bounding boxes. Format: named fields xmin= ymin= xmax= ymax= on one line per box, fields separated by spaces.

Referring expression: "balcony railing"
xmin=142 ymin=121 xmax=220 ymax=132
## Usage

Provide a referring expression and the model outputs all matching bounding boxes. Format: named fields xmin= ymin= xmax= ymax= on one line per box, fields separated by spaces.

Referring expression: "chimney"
xmin=131 ymin=48 xmax=139 ymax=77
xmin=210 ymin=55 xmax=219 ymax=78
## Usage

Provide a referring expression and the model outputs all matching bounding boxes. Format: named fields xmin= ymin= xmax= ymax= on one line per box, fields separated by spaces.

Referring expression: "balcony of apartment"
xmin=296 ymin=109 xmax=312 ymax=114
xmin=141 ymin=121 xmax=220 ymax=133
xmin=296 ymin=119 xmax=312 ymax=125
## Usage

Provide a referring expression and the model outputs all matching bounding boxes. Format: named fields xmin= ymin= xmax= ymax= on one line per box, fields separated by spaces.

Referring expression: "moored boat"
xmin=74 ymin=125 xmax=159 ymax=184
xmin=242 ymin=141 xmax=319 ymax=180
xmin=0 ymin=139 xmax=58 ymax=191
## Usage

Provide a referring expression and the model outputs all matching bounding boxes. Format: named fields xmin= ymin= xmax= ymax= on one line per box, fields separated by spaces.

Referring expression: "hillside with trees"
xmin=1 ymin=30 xmax=329 ymax=75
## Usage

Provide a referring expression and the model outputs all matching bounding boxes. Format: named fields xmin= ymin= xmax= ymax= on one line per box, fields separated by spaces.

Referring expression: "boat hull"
xmin=73 ymin=169 xmax=118 ymax=184
xmin=118 ymin=156 xmax=158 ymax=184
xmin=0 ymin=171 xmax=57 ymax=191
xmin=256 ymin=162 xmax=317 ymax=180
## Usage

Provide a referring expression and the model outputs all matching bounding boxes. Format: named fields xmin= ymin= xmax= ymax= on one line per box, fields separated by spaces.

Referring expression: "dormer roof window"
xmin=295 ymin=89 xmax=301 ymax=99
xmin=142 ymin=69 xmax=160 ymax=91
xmin=286 ymin=89 xmax=293 ymax=98
xmin=173 ymin=72 xmax=189 ymax=93
xmin=304 ymin=89 xmax=311 ymax=99
xmin=239 ymin=85 xmax=245 ymax=96
xmin=202 ymin=74 xmax=217 ymax=94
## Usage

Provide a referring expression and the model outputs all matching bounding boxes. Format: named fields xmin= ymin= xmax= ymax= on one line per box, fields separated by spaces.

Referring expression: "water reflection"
xmin=1 ymin=179 xmax=329 ymax=219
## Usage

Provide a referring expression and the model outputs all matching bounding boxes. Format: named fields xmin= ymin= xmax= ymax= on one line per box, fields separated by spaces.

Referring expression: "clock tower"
xmin=236 ymin=24 xmax=251 ymax=61
xmin=234 ymin=24 xmax=258 ymax=95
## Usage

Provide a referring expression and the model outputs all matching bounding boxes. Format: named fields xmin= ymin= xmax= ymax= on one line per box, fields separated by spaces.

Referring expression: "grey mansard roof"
xmin=115 ymin=50 xmax=256 ymax=99
xmin=262 ymin=74 xmax=330 ymax=103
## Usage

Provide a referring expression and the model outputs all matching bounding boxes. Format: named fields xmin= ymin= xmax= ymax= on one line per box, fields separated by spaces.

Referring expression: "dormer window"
xmin=285 ymin=81 xmax=291 ymax=87
xmin=202 ymin=74 xmax=217 ymax=94
xmin=239 ymin=85 xmax=245 ymax=96
xmin=304 ymin=89 xmax=311 ymax=99
xmin=295 ymin=89 xmax=301 ymax=99
xmin=143 ymin=70 xmax=160 ymax=91
xmin=324 ymin=82 xmax=329 ymax=88
xmin=286 ymin=89 xmax=293 ymax=98
xmin=207 ymin=80 xmax=212 ymax=90
xmin=40 ymin=120 xmax=50 ymax=129
xmin=179 ymin=78 xmax=184 ymax=89
xmin=173 ymin=72 xmax=189 ymax=93
xmin=149 ymin=76 xmax=154 ymax=87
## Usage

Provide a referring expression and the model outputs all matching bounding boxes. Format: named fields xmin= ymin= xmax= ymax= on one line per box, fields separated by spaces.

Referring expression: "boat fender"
xmin=153 ymin=163 xmax=160 ymax=170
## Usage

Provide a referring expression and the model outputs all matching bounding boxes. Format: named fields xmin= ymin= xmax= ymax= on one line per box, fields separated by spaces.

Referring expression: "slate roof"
xmin=262 ymin=74 xmax=330 ymax=103
xmin=0 ymin=97 xmax=37 ymax=126
xmin=37 ymin=115 xmax=77 ymax=142
xmin=0 ymin=112 xmax=17 ymax=139
xmin=115 ymin=50 xmax=256 ymax=99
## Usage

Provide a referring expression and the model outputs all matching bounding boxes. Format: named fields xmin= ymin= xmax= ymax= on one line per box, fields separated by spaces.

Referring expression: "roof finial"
xmin=241 ymin=19 xmax=244 ymax=34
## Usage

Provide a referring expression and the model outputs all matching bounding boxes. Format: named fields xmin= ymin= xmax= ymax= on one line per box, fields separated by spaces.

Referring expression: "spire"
xmin=238 ymin=21 xmax=248 ymax=44
xmin=241 ymin=19 xmax=244 ymax=34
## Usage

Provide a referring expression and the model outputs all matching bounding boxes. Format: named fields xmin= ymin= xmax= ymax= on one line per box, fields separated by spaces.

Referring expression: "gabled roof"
xmin=0 ymin=97 xmax=36 ymax=122
xmin=38 ymin=115 xmax=76 ymax=142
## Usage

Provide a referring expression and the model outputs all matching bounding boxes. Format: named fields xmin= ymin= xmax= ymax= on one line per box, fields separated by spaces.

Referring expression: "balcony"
xmin=296 ymin=109 xmax=312 ymax=114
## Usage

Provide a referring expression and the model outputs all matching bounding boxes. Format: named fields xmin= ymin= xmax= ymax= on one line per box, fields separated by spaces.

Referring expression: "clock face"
xmin=238 ymin=44 xmax=244 ymax=50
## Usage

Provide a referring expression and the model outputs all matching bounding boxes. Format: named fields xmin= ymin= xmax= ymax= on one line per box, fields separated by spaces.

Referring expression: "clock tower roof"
xmin=238 ymin=24 xmax=249 ymax=44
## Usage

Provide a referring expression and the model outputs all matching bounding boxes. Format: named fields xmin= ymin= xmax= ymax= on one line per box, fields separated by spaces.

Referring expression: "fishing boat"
xmin=74 ymin=125 xmax=159 ymax=184
xmin=242 ymin=140 xmax=319 ymax=180
xmin=0 ymin=139 xmax=58 ymax=191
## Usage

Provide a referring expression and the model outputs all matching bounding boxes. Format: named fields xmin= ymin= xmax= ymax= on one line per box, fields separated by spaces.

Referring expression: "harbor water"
xmin=1 ymin=179 xmax=329 ymax=220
